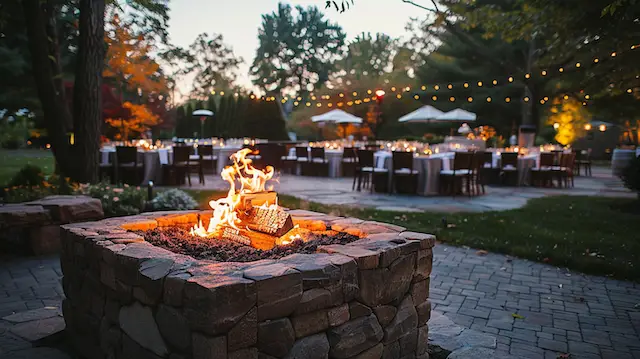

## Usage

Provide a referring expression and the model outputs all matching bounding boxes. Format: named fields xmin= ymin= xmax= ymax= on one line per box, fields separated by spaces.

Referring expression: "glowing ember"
xmin=281 ymin=233 xmax=302 ymax=246
xmin=191 ymin=148 xmax=276 ymax=238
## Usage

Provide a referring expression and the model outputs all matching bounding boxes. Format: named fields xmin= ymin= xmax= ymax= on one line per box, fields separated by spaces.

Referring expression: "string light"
xmin=367 ymin=90 xmax=372 ymax=94
xmin=396 ymin=94 xmax=402 ymax=99
xmin=593 ymin=58 xmax=599 ymax=63
xmin=391 ymin=87 xmax=396 ymax=91
xmin=563 ymin=95 xmax=569 ymax=100
xmin=553 ymin=123 xmax=560 ymax=129
xmin=505 ymin=97 xmax=511 ymax=103
xmin=297 ymin=97 xmax=302 ymax=101
xmin=327 ymin=103 xmax=333 ymax=107
xmin=544 ymin=96 xmax=549 ymax=101
xmin=524 ymin=97 xmax=530 ymax=102
xmin=281 ymin=99 xmax=286 ymax=103
xmin=432 ymin=95 xmax=437 ymax=101
xmin=316 ymin=103 xmax=322 ymax=107
xmin=363 ymin=98 xmax=370 ymax=103
xmin=347 ymin=101 xmax=353 ymax=106
xmin=540 ymin=99 xmax=545 ymax=104
xmin=611 ymin=52 xmax=617 ymax=57
xmin=414 ymin=95 xmax=420 ymax=100
xmin=585 ymin=94 xmax=590 ymax=99
xmin=421 ymin=85 xmax=427 ymax=90
xmin=477 ymin=81 xmax=483 ymax=87
xmin=541 ymin=71 xmax=547 ymax=76
xmin=599 ymin=124 xmax=606 ymax=132
xmin=352 ymin=92 xmax=358 ymax=96
xmin=250 ymin=95 xmax=255 ymax=99
xmin=337 ymin=102 xmax=344 ymax=107
xmin=486 ymin=97 xmax=492 ymax=102
xmin=220 ymin=91 xmax=225 ymax=96
xmin=585 ymin=124 xmax=592 ymax=130
xmin=211 ymin=90 xmax=216 ymax=95
xmin=627 ymin=88 xmax=633 ymax=93
xmin=525 ymin=73 xmax=531 ymax=79
xmin=339 ymin=93 xmax=344 ymax=98
xmin=492 ymin=80 xmax=498 ymax=85
xmin=576 ymin=62 xmax=581 ymax=68
xmin=467 ymin=97 xmax=473 ymax=102
xmin=434 ymin=85 xmax=439 ymax=90
xmin=582 ymin=102 xmax=587 ymax=106
xmin=463 ymin=83 xmax=469 ymax=88
xmin=306 ymin=102 xmax=311 ymax=107
xmin=559 ymin=67 xmax=564 ymax=72
xmin=449 ymin=96 xmax=455 ymax=102
xmin=447 ymin=84 xmax=453 ymax=89
xmin=311 ymin=96 xmax=317 ymax=100
xmin=508 ymin=77 xmax=514 ymax=82
xmin=405 ymin=86 xmax=411 ymax=91
xmin=294 ymin=101 xmax=299 ymax=106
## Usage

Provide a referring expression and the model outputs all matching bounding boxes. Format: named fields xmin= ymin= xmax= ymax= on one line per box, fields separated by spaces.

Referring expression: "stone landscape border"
xmin=60 ymin=209 xmax=435 ymax=359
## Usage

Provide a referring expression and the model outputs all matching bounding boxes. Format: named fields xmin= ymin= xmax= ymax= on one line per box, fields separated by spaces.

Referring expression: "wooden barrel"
xmin=611 ymin=149 xmax=635 ymax=177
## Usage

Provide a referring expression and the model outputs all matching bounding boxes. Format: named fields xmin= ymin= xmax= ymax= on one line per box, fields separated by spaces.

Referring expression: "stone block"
xmin=383 ymin=296 xmax=417 ymax=344
xmin=327 ymin=314 xmax=383 ymax=359
xmin=244 ymin=263 xmax=302 ymax=321
xmin=414 ymin=249 xmax=433 ymax=281
xmin=373 ymin=305 xmax=397 ymax=327
xmin=137 ymin=257 xmax=175 ymax=305
xmin=411 ymin=279 xmax=430 ymax=306
xmin=416 ymin=325 xmax=428 ymax=355
xmin=398 ymin=328 xmax=418 ymax=357
xmin=184 ymin=272 xmax=256 ymax=335
xmin=228 ymin=307 xmax=258 ymax=351
xmin=163 ymin=271 xmax=190 ymax=307
xmin=258 ymin=318 xmax=295 ymax=357
xmin=284 ymin=333 xmax=330 ymax=359
xmin=192 ymin=333 xmax=226 ymax=359
xmin=349 ymin=302 xmax=372 ymax=319
xmin=358 ymin=253 xmax=416 ymax=307
xmin=382 ymin=341 xmax=400 ymax=359
xmin=318 ymin=245 xmax=379 ymax=270
xmin=229 ymin=347 xmax=259 ymax=359
xmin=0 ymin=204 xmax=51 ymax=228
xmin=350 ymin=343 xmax=383 ymax=359
xmin=328 ymin=303 xmax=350 ymax=327
xmin=29 ymin=225 xmax=61 ymax=255
xmin=399 ymin=232 xmax=436 ymax=249
xmin=156 ymin=304 xmax=191 ymax=351
xmin=292 ymin=310 xmax=329 ymax=338
xmin=277 ymin=254 xmax=342 ymax=291
xmin=118 ymin=302 xmax=168 ymax=357
xmin=294 ymin=288 xmax=332 ymax=315
xmin=416 ymin=300 xmax=431 ymax=326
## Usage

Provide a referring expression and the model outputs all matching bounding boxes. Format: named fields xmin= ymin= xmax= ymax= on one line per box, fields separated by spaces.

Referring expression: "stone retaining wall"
xmin=60 ymin=209 xmax=435 ymax=359
xmin=0 ymin=195 xmax=103 ymax=255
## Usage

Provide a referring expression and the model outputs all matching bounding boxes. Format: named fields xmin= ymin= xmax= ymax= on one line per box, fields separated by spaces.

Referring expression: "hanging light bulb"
xmin=585 ymin=94 xmax=590 ymax=99
xmin=294 ymin=101 xmax=299 ymax=106
xmin=492 ymin=79 xmax=498 ymax=85
xmin=434 ymin=85 xmax=439 ymax=90
xmin=477 ymin=81 xmax=483 ymax=87
xmin=486 ymin=97 xmax=492 ymax=102
xmin=396 ymin=94 xmax=402 ymax=99
xmin=211 ymin=90 xmax=216 ymax=95
xmin=544 ymin=96 xmax=549 ymax=101
xmin=505 ymin=97 xmax=511 ymax=103
xmin=311 ymin=96 xmax=317 ymax=100
xmin=593 ymin=58 xmax=599 ymax=63
xmin=421 ymin=85 xmax=427 ymax=90
xmin=627 ymin=88 xmax=633 ymax=93
xmin=525 ymin=73 xmax=531 ymax=79
xmin=405 ymin=86 xmax=411 ymax=91
xmin=599 ymin=124 xmax=606 ymax=132
xmin=432 ymin=95 xmax=437 ymax=101
xmin=316 ymin=103 xmax=322 ymax=107
xmin=337 ymin=102 xmax=344 ymax=107
xmin=559 ymin=67 xmax=564 ymax=72
xmin=508 ymin=76 xmax=514 ymax=82
xmin=553 ymin=123 xmax=560 ymax=129
xmin=541 ymin=71 xmax=547 ymax=76
xmin=563 ymin=95 xmax=569 ymax=100
xmin=327 ymin=103 xmax=333 ymax=107
xmin=447 ymin=84 xmax=453 ymax=89
xmin=524 ymin=97 xmax=530 ymax=102
xmin=463 ymin=82 xmax=469 ymax=88
xmin=306 ymin=102 xmax=311 ymax=107
xmin=467 ymin=97 xmax=473 ymax=102
xmin=611 ymin=52 xmax=617 ymax=57
xmin=297 ymin=97 xmax=302 ymax=101
xmin=449 ymin=96 xmax=455 ymax=102
xmin=414 ymin=95 xmax=420 ymax=100
xmin=584 ymin=124 xmax=592 ymax=130
xmin=352 ymin=91 xmax=358 ymax=96
xmin=576 ymin=62 xmax=581 ymax=68
xmin=367 ymin=89 xmax=372 ymax=94
xmin=339 ymin=93 xmax=344 ymax=98
xmin=540 ymin=99 xmax=545 ymax=104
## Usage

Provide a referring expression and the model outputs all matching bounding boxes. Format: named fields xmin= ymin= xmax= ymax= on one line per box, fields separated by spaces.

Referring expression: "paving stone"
xmin=537 ymin=338 xmax=567 ymax=352
xmin=119 ymin=302 xmax=168 ymax=357
xmin=2 ymin=305 xmax=61 ymax=323
xmin=2 ymin=347 xmax=71 ymax=359
xmin=10 ymin=316 xmax=65 ymax=343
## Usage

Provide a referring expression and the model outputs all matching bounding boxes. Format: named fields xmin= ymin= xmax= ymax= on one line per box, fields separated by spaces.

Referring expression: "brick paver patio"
xmin=2 ymin=244 xmax=639 ymax=358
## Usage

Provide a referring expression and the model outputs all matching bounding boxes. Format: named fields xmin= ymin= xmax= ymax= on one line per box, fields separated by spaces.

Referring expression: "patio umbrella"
xmin=312 ymin=109 xmax=363 ymax=138
xmin=311 ymin=109 xmax=363 ymax=124
xmin=435 ymin=108 xmax=477 ymax=122
xmin=398 ymin=105 xmax=444 ymax=123
xmin=192 ymin=109 xmax=214 ymax=138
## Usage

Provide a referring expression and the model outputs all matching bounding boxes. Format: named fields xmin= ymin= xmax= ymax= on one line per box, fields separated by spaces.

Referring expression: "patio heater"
xmin=518 ymin=124 xmax=537 ymax=148
xmin=192 ymin=109 xmax=214 ymax=139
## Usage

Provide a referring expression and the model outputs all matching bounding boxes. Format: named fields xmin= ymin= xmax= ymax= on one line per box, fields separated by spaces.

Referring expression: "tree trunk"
xmin=21 ymin=0 xmax=75 ymax=176
xmin=73 ymin=0 xmax=106 ymax=183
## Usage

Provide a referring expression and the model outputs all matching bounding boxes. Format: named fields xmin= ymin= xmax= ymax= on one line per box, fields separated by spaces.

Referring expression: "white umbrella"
xmin=398 ymin=105 xmax=444 ymax=123
xmin=436 ymin=108 xmax=477 ymax=122
xmin=192 ymin=109 xmax=214 ymax=117
xmin=311 ymin=109 xmax=363 ymax=124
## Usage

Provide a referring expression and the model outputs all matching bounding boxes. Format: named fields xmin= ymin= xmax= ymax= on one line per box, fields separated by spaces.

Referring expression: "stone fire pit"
xmin=60 ymin=209 xmax=435 ymax=359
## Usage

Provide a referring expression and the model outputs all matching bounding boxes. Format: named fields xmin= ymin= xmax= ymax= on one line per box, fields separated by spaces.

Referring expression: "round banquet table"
xmin=374 ymin=152 xmax=455 ymax=195
xmin=100 ymin=147 xmax=169 ymax=184
xmin=489 ymin=153 xmax=539 ymax=186
xmin=287 ymin=148 xmax=344 ymax=178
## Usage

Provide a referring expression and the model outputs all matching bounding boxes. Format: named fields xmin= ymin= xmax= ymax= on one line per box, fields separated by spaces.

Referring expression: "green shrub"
xmin=621 ymin=155 xmax=640 ymax=194
xmin=77 ymin=182 xmax=146 ymax=217
xmin=152 ymin=189 xmax=198 ymax=211
xmin=9 ymin=165 xmax=45 ymax=187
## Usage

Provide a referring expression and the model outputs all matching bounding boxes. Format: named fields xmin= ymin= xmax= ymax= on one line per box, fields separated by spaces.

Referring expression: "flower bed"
xmin=60 ymin=210 xmax=435 ymax=359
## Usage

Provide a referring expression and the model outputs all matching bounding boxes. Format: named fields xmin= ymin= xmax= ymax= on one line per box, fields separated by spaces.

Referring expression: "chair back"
xmin=501 ymin=153 xmax=518 ymax=168
xmin=356 ymin=149 xmax=375 ymax=168
xmin=173 ymin=146 xmax=191 ymax=164
xmin=561 ymin=152 xmax=576 ymax=169
xmin=473 ymin=151 xmax=488 ymax=171
xmin=452 ymin=152 xmax=473 ymax=170
xmin=392 ymin=151 xmax=413 ymax=171
xmin=310 ymin=147 xmax=325 ymax=161
xmin=116 ymin=146 xmax=137 ymax=166
xmin=539 ymin=153 xmax=554 ymax=167
xmin=198 ymin=145 xmax=214 ymax=157
xmin=481 ymin=152 xmax=493 ymax=168
xmin=295 ymin=146 xmax=309 ymax=160
xmin=342 ymin=147 xmax=356 ymax=161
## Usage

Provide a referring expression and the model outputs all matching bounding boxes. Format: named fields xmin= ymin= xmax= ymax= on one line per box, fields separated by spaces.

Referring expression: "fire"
xmin=191 ymin=149 xmax=275 ymax=237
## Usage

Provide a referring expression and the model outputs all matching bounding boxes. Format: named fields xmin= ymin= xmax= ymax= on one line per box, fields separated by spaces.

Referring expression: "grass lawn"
xmin=185 ymin=189 xmax=640 ymax=281
xmin=0 ymin=149 xmax=55 ymax=186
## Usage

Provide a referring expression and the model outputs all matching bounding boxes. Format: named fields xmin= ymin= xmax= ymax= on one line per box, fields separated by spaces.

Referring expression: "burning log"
xmin=238 ymin=191 xmax=277 ymax=211
xmin=240 ymin=206 xmax=294 ymax=237
xmin=220 ymin=226 xmax=284 ymax=251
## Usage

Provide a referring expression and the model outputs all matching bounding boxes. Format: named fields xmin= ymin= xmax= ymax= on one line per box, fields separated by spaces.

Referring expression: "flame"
xmin=190 ymin=149 xmax=275 ymax=237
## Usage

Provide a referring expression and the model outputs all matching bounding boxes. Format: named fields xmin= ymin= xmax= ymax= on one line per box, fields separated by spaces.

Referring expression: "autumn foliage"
xmin=106 ymin=102 xmax=161 ymax=140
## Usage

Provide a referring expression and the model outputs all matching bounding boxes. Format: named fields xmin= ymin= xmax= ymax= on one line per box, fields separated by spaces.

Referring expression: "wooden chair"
xmin=353 ymin=149 xmax=388 ymax=192
xmin=171 ymin=145 xmax=195 ymax=186
xmin=115 ymin=146 xmax=142 ymax=185
xmin=99 ymin=152 xmax=114 ymax=183
xmin=310 ymin=147 xmax=328 ymax=176
xmin=341 ymin=147 xmax=357 ymax=177
xmin=295 ymin=146 xmax=310 ymax=175
xmin=574 ymin=149 xmax=592 ymax=177
xmin=391 ymin=151 xmax=418 ymax=194
xmin=197 ymin=145 xmax=217 ymax=183
xmin=280 ymin=144 xmax=296 ymax=174
xmin=479 ymin=151 xmax=500 ymax=185
xmin=439 ymin=152 xmax=473 ymax=197
xmin=471 ymin=151 xmax=488 ymax=195
xmin=500 ymin=152 xmax=519 ymax=186
xmin=531 ymin=153 xmax=554 ymax=187
xmin=552 ymin=152 xmax=576 ymax=188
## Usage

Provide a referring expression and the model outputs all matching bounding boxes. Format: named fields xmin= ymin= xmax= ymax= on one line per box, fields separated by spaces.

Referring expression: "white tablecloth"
xmin=489 ymin=153 xmax=538 ymax=186
xmin=100 ymin=148 xmax=169 ymax=184
xmin=374 ymin=152 xmax=455 ymax=195
xmin=287 ymin=148 xmax=343 ymax=177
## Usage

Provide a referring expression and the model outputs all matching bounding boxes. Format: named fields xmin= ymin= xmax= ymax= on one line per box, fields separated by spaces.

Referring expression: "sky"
xmin=167 ymin=0 xmax=427 ymax=92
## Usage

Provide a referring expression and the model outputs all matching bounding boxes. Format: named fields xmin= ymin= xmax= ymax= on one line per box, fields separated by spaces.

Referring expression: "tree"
xmin=546 ymin=98 xmax=590 ymax=146
xmin=335 ymin=33 xmax=396 ymax=79
xmin=251 ymin=3 xmax=346 ymax=95
xmin=188 ymin=33 xmax=243 ymax=98
xmin=106 ymin=102 xmax=161 ymax=140
xmin=175 ymin=105 xmax=188 ymax=138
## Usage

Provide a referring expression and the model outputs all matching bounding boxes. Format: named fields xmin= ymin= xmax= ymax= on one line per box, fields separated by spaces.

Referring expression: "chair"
xmin=500 ymin=153 xmax=519 ymax=186
xmin=479 ymin=151 xmax=500 ymax=185
xmin=280 ymin=144 xmax=296 ymax=174
xmin=391 ymin=151 xmax=418 ymax=194
xmin=353 ymin=149 xmax=387 ymax=192
xmin=310 ymin=147 xmax=328 ymax=176
xmin=295 ymin=146 xmax=310 ymax=175
xmin=99 ymin=152 xmax=114 ymax=183
xmin=439 ymin=152 xmax=473 ymax=197
xmin=170 ymin=146 xmax=195 ymax=186
xmin=552 ymin=152 xmax=576 ymax=188
xmin=574 ymin=149 xmax=592 ymax=177
xmin=471 ymin=151 xmax=488 ymax=195
xmin=115 ymin=146 xmax=143 ymax=185
xmin=198 ymin=145 xmax=217 ymax=182
xmin=341 ymin=147 xmax=357 ymax=177
xmin=531 ymin=153 xmax=554 ymax=187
